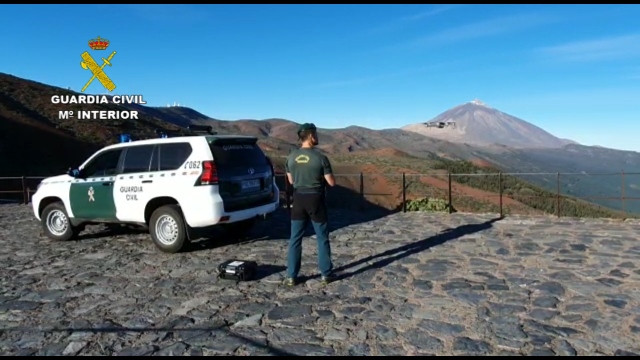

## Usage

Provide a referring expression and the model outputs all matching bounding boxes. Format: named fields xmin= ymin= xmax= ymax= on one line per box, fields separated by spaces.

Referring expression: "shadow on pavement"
xmin=74 ymin=223 xmax=148 ymax=240
xmin=330 ymin=216 xmax=502 ymax=282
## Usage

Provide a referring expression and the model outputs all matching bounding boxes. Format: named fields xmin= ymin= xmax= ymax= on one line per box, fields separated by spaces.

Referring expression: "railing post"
xmin=622 ymin=170 xmax=626 ymax=218
xmin=556 ymin=172 xmax=560 ymax=218
xmin=448 ymin=172 xmax=452 ymax=214
xmin=402 ymin=172 xmax=406 ymax=213
xmin=499 ymin=172 xmax=503 ymax=218
xmin=21 ymin=176 xmax=27 ymax=204
xmin=359 ymin=172 xmax=364 ymax=211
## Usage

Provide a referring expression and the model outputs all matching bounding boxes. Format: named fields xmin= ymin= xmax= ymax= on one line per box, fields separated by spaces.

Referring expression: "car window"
xmin=159 ymin=143 xmax=192 ymax=170
xmin=122 ymin=145 xmax=155 ymax=174
xmin=209 ymin=141 xmax=267 ymax=167
xmin=81 ymin=149 xmax=122 ymax=178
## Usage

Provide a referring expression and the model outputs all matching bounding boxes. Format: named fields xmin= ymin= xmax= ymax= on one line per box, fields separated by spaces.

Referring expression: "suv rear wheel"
xmin=41 ymin=202 xmax=80 ymax=241
xmin=149 ymin=205 xmax=187 ymax=253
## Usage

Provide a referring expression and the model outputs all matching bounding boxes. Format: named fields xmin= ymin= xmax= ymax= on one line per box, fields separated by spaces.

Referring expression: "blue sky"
xmin=2 ymin=4 xmax=640 ymax=152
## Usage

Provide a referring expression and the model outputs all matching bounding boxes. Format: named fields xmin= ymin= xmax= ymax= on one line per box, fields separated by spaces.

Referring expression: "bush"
xmin=405 ymin=197 xmax=452 ymax=212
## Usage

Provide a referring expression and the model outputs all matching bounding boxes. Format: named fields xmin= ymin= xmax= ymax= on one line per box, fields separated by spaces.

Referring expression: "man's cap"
xmin=297 ymin=123 xmax=317 ymax=134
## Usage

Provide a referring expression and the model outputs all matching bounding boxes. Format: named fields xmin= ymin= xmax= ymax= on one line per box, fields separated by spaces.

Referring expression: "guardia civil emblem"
xmin=80 ymin=36 xmax=117 ymax=92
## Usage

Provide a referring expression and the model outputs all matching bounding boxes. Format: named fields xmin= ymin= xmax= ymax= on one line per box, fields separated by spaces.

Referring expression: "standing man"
xmin=283 ymin=123 xmax=336 ymax=286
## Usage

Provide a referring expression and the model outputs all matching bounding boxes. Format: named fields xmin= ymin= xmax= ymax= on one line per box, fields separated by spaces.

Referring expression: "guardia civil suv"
xmin=31 ymin=128 xmax=279 ymax=253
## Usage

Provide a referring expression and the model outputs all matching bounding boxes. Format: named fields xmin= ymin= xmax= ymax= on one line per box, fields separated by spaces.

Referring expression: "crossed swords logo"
xmin=88 ymin=187 xmax=95 ymax=202
xmin=80 ymin=51 xmax=116 ymax=92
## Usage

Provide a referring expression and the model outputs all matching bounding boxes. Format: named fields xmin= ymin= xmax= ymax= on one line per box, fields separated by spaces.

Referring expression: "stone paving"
xmin=1 ymin=203 xmax=640 ymax=356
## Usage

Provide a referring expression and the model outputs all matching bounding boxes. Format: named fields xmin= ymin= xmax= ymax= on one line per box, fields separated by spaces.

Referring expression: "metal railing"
xmin=2 ymin=172 xmax=639 ymax=219
xmin=0 ymin=176 xmax=46 ymax=204
xmin=276 ymin=171 xmax=640 ymax=219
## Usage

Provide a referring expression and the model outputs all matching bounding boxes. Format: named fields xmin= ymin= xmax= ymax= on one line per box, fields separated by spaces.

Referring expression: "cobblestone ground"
xmin=1 ymin=204 xmax=640 ymax=356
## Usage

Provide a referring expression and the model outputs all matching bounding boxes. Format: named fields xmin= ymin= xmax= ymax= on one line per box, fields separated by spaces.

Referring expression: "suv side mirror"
xmin=67 ymin=168 xmax=82 ymax=178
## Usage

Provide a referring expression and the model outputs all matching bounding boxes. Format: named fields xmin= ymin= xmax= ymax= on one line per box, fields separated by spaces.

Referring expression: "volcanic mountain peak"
xmin=402 ymin=101 xmax=575 ymax=149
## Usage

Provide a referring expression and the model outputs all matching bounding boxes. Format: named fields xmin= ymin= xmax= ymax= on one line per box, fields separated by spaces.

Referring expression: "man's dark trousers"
xmin=287 ymin=190 xmax=333 ymax=278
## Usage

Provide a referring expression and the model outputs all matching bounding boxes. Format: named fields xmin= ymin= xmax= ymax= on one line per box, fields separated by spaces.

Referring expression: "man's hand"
xmin=286 ymin=172 xmax=294 ymax=186
xmin=324 ymin=173 xmax=336 ymax=187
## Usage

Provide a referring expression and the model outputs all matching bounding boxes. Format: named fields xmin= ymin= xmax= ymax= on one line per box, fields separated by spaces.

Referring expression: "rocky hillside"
xmin=2 ymin=72 xmax=639 ymax=215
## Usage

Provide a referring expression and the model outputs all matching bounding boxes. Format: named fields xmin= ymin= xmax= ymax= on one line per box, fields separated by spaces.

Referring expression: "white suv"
xmin=31 ymin=130 xmax=279 ymax=253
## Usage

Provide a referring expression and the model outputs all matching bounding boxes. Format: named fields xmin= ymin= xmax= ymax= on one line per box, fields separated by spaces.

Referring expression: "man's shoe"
xmin=282 ymin=277 xmax=296 ymax=287
xmin=320 ymin=274 xmax=336 ymax=285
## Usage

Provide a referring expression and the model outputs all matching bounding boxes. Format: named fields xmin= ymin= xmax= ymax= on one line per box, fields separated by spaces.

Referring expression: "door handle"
xmin=142 ymin=180 xmax=153 ymax=184
xmin=102 ymin=182 xmax=113 ymax=186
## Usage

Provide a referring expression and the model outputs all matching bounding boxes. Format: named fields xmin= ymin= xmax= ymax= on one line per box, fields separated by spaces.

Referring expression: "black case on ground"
xmin=217 ymin=260 xmax=258 ymax=281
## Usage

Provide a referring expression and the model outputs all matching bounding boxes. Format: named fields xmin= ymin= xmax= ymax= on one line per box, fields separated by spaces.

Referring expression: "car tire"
xmin=149 ymin=205 xmax=187 ymax=253
xmin=41 ymin=202 xmax=79 ymax=241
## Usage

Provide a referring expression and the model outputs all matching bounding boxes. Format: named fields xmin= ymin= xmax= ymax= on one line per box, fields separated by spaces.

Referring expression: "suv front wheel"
xmin=41 ymin=202 xmax=80 ymax=241
xmin=149 ymin=205 xmax=187 ymax=253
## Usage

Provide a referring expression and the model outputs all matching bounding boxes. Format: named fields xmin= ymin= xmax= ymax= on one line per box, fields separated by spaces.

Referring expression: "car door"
xmin=69 ymin=148 xmax=123 ymax=221
xmin=113 ymin=144 xmax=156 ymax=223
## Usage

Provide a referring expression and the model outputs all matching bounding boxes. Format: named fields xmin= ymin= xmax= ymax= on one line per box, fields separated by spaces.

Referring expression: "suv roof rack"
xmin=118 ymin=126 xmax=218 ymax=142
xmin=154 ymin=125 xmax=217 ymax=139
xmin=187 ymin=124 xmax=217 ymax=135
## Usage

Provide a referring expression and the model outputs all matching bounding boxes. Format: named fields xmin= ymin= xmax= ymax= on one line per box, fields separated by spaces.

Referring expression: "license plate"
xmin=241 ymin=179 xmax=261 ymax=190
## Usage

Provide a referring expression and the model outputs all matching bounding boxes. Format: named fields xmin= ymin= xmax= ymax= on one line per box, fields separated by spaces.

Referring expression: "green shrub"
xmin=405 ymin=197 xmax=452 ymax=212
